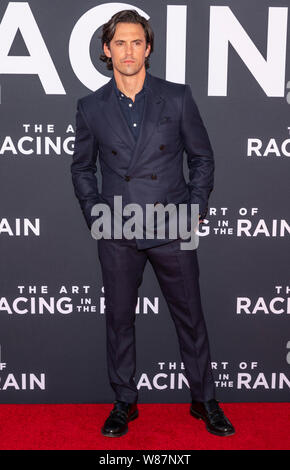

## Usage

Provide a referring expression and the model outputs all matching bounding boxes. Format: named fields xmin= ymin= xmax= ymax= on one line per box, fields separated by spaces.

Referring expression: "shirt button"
xmin=133 ymin=123 xmax=137 ymax=127
xmin=129 ymin=103 xmax=132 ymax=107
xmin=125 ymin=175 xmax=131 ymax=181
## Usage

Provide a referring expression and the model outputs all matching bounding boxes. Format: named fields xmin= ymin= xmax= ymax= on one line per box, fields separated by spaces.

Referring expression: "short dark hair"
xmin=99 ymin=9 xmax=154 ymax=70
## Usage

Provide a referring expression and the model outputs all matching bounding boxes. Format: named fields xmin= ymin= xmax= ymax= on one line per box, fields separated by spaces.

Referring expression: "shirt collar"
xmin=112 ymin=72 xmax=148 ymax=99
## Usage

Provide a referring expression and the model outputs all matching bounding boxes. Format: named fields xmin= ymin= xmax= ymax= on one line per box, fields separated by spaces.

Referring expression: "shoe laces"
xmin=110 ymin=409 xmax=128 ymax=422
xmin=110 ymin=402 xmax=129 ymax=422
xmin=208 ymin=407 xmax=227 ymax=424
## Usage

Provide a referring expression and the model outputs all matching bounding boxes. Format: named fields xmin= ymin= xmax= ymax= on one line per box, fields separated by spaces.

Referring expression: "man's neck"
xmin=113 ymin=68 xmax=146 ymax=102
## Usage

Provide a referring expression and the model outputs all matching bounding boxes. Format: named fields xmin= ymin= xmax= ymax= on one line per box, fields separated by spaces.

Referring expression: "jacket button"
xmin=159 ymin=144 xmax=165 ymax=151
xmin=112 ymin=150 xmax=117 ymax=155
xmin=125 ymin=175 xmax=131 ymax=181
xmin=151 ymin=174 xmax=157 ymax=180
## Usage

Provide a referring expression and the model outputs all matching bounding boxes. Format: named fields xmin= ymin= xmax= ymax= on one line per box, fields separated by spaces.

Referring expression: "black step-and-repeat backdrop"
xmin=0 ymin=0 xmax=289 ymax=403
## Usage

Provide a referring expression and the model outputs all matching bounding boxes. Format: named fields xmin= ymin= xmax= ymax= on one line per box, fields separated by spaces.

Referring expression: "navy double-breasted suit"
xmin=71 ymin=71 xmax=214 ymax=249
xmin=71 ymin=71 xmax=216 ymax=403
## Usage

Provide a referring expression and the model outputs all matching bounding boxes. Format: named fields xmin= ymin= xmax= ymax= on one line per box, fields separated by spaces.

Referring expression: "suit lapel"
xmin=100 ymin=79 xmax=136 ymax=151
xmin=127 ymin=77 xmax=165 ymax=174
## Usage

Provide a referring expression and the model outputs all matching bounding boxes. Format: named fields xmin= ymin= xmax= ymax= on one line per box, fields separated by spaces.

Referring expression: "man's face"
xmin=104 ymin=22 xmax=151 ymax=76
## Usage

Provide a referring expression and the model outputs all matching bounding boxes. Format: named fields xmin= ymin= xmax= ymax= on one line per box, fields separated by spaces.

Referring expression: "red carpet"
xmin=0 ymin=403 xmax=289 ymax=450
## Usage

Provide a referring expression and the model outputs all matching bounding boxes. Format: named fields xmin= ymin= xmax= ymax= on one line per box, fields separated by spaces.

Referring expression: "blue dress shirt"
xmin=112 ymin=73 xmax=148 ymax=141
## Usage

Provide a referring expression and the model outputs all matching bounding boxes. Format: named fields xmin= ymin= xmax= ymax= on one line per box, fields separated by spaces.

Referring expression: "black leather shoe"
xmin=190 ymin=399 xmax=235 ymax=436
xmin=101 ymin=400 xmax=139 ymax=437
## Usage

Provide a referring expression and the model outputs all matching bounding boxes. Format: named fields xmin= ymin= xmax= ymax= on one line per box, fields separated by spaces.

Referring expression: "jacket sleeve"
xmin=71 ymin=99 xmax=102 ymax=230
xmin=181 ymin=84 xmax=215 ymax=220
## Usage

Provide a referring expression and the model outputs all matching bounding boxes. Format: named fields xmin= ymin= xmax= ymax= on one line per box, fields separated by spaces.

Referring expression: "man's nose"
xmin=125 ymin=44 xmax=133 ymax=55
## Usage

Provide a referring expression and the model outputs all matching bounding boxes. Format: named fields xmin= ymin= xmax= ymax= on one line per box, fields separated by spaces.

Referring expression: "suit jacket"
xmin=71 ymin=71 xmax=214 ymax=249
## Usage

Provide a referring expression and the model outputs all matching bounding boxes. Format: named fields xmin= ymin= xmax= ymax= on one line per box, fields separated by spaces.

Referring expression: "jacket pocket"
xmin=165 ymin=186 xmax=190 ymax=204
xmin=156 ymin=119 xmax=180 ymax=135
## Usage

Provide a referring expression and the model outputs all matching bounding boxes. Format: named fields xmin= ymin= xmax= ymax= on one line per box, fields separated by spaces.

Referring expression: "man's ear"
xmin=103 ymin=43 xmax=111 ymax=58
xmin=145 ymin=43 xmax=151 ymax=58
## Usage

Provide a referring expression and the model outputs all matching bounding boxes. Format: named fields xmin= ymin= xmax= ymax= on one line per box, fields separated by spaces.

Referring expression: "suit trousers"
xmin=97 ymin=236 xmax=216 ymax=403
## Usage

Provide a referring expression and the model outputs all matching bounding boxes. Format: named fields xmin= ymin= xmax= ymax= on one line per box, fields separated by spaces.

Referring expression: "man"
xmin=71 ymin=9 xmax=235 ymax=437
